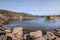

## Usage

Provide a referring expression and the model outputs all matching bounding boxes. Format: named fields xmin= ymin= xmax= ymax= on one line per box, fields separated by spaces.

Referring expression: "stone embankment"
xmin=0 ymin=26 xmax=60 ymax=40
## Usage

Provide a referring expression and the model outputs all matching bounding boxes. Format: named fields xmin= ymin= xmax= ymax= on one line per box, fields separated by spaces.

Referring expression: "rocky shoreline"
xmin=0 ymin=11 xmax=60 ymax=40
xmin=0 ymin=26 xmax=60 ymax=40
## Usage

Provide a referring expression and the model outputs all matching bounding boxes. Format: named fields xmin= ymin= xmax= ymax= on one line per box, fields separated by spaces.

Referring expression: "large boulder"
xmin=54 ymin=29 xmax=60 ymax=37
xmin=55 ymin=36 xmax=60 ymax=40
xmin=29 ymin=30 xmax=45 ymax=40
xmin=29 ymin=30 xmax=42 ymax=38
xmin=5 ymin=27 xmax=23 ymax=40
xmin=5 ymin=29 xmax=12 ymax=37
xmin=12 ymin=27 xmax=23 ymax=40
xmin=44 ymin=32 xmax=56 ymax=40
xmin=5 ymin=28 xmax=12 ymax=33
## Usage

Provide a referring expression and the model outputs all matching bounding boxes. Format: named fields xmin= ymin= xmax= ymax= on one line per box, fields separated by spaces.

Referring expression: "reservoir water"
xmin=3 ymin=18 xmax=60 ymax=31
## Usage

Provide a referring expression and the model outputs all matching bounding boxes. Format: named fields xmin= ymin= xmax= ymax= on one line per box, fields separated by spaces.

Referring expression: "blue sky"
xmin=0 ymin=0 xmax=60 ymax=15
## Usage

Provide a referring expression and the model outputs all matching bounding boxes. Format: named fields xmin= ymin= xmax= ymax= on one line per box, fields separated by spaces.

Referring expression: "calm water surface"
xmin=3 ymin=18 xmax=60 ymax=30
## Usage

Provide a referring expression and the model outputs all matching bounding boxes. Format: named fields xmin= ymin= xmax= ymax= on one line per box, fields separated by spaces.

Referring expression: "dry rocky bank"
xmin=0 ymin=26 xmax=60 ymax=40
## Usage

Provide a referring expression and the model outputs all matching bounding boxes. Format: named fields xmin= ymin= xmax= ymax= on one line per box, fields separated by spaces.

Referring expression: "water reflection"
xmin=45 ymin=18 xmax=55 ymax=23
